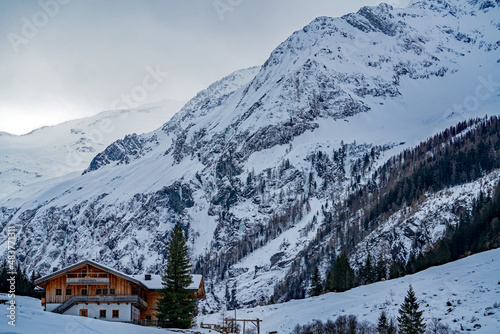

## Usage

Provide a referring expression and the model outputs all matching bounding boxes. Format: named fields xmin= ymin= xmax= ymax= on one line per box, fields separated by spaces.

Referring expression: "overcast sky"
xmin=0 ymin=0 xmax=409 ymax=135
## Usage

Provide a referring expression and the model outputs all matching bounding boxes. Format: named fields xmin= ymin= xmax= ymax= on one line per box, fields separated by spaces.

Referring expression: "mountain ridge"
xmin=0 ymin=99 xmax=186 ymax=200
xmin=0 ymin=0 xmax=499 ymax=310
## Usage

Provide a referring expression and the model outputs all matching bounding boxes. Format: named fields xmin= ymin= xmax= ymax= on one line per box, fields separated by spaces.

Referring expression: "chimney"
xmin=145 ymin=274 xmax=151 ymax=281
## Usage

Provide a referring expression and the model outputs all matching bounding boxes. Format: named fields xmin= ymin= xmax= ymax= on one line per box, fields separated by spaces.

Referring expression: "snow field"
xmin=199 ymin=248 xmax=500 ymax=333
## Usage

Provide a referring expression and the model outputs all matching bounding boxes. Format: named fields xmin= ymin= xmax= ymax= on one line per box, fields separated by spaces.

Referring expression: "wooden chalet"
xmin=34 ymin=259 xmax=205 ymax=324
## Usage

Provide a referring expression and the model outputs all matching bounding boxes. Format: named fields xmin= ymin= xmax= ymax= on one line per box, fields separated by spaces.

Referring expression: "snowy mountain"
xmin=0 ymin=99 xmax=185 ymax=200
xmin=0 ymin=0 xmax=499 ymax=311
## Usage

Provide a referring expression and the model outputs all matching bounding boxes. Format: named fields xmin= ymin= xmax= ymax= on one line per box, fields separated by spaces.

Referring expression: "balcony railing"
xmin=51 ymin=294 xmax=148 ymax=314
xmin=66 ymin=273 xmax=110 ymax=284
xmin=67 ymin=273 xmax=109 ymax=278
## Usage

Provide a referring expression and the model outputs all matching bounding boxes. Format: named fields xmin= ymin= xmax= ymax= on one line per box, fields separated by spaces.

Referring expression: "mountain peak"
xmin=1 ymin=0 xmax=499 ymax=311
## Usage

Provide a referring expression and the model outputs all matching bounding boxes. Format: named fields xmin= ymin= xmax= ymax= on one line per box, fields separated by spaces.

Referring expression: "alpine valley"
xmin=1 ymin=0 xmax=499 ymax=316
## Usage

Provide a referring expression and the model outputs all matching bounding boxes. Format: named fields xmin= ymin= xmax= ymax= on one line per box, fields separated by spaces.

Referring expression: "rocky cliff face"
xmin=1 ymin=0 xmax=499 ymax=309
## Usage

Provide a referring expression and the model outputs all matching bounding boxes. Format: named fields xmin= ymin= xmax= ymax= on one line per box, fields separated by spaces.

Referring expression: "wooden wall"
xmin=141 ymin=283 xmax=206 ymax=320
xmin=141 ymin=291 xmax=160 ymax=320
xmin=44 ymin=264 xmax=134 ymax=304
xmin=45 ymin=275 xmax=66 ymax=304
xmin=195 ymin=277 xmax=206 ymax=299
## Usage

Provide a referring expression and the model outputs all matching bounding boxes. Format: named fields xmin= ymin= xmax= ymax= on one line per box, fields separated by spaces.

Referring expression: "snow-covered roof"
xmin=34 ymin=259 xmax=202 ymax=291
xmin=130 ymin=274 xmax=203 ymax=290
xmin=34 ymin=259 xmax=144 ymax=288
xmin=129 ymin=274 xmax=163 ymax=290
xmin=189 ymin=274 xmax=203 ymax=290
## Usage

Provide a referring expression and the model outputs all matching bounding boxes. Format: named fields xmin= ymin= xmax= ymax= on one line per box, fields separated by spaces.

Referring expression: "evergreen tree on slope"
xmin=310 ymin=266 xmax=323 ymax=296
xmin=157 ymin=224 xmax=196 ymax=328
xmin=397 ymin=285 xmax=426 ymax=334
xmin=378 ymin=310 xmax=397 ymax=334
xmin=329 ymin=252 xmax=354 ymax=292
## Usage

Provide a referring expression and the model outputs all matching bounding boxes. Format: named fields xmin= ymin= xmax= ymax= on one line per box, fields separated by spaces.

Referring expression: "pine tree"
xmin=378 ymin=310 xmax=397 ymax=334
xmin=378 ymin=310 xmax=389 ymax=334
xmin=329 ymin=252 xmax=354 ymax=292
xmin=268 ymin=295 xmax=275 ymax=305
xmin=0 ymin=260 xmax=7 ymax=293
xmin=389 ymin=260 xmax=401 ymax=279
xmin=388 ymin=318 xmax=397 ymax=334
xmin=157 ymin=224 xmax=196 ymax=329
xmin=397 ymin=285 xmax=426 ymax=334
xmin=362 ymin=254 xmax=373 ymax=284
xmin=310 ymin=266 xmax=322 ymax=296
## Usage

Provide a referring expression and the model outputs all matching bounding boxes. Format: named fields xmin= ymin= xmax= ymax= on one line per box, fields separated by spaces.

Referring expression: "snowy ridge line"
xmin=0 ymin=100 xmax=186 ymax=200
xmin=0 ymin=0 xmax=498 ymax=311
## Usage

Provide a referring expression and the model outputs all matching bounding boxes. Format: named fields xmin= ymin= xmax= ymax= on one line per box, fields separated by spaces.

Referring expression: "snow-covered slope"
xmin=1 ymin=249 xmax=498 ymax=333
xmin=202 ymin=169 xmax=500 ymax=309
xmin=0 ymin=99 xmax=185 ymax=200
xmin=350 ymin=169 xmax=500 ymax=265
xmin=0 ymin=293 xmax=211 ymax=334
xmin=199 ymin=248 xmax=500 ymax=333
xmin=0 ymin=0 xmax=499 ymax=310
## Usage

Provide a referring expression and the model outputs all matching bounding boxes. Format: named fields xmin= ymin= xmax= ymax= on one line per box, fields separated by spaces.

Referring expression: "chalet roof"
xmin=34 ymin=259 xmax=203 ymax=291
xmin=34 ymin=259 xmax=145 ymax=288
xmin=129 ymin=274 xmax=203 ymax=290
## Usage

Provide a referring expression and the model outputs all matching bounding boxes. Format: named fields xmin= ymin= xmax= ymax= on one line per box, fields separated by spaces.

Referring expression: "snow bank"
xmin=0 ymin=293 xmax=211 ymax=334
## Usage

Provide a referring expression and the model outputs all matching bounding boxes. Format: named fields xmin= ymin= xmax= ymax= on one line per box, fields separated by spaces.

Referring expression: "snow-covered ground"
xmin=0 ymin=292 xmax=211 ymax=334
xmin=0 ymin=249 xmax=498 ymax=333
xmin=199 ymin=248 xmax=500 ymax=333
xmin=1 ymin=0 xmax=499 ymax=310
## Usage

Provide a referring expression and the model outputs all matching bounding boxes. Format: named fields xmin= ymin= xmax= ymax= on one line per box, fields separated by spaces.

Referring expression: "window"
xmin=81 ymin=289 xmax=87 ymax=296
xmin=55 ymin=289 xmax=62 ymax=296
xmin=80 ymin=309 xmax=88 ymax=317
xmin=110 ymin=289 xmax=115 ymax=295
xmin=99 ymin=310 xmax=106 ymax=318
xmin=102 ymin=288 xmax=108 ymax=295
xmin=145 ymin=316 xmax=151 ymax=320
xmin=112 ymin=310 xmax=119 ymax=318
xmin=96 ymin=288 xmax=102 ymax=295
xmin=66 ymin=289 xmax=72 ymax=296
xmin=82 ymin=270 xmax=87 ymax=277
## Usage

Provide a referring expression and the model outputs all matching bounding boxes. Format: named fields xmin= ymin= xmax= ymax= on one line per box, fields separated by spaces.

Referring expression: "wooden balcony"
xmin=51 ymin=294 xmax=148 ymax=314
xmin=66 ymin=273 xmax=110 ymax=284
